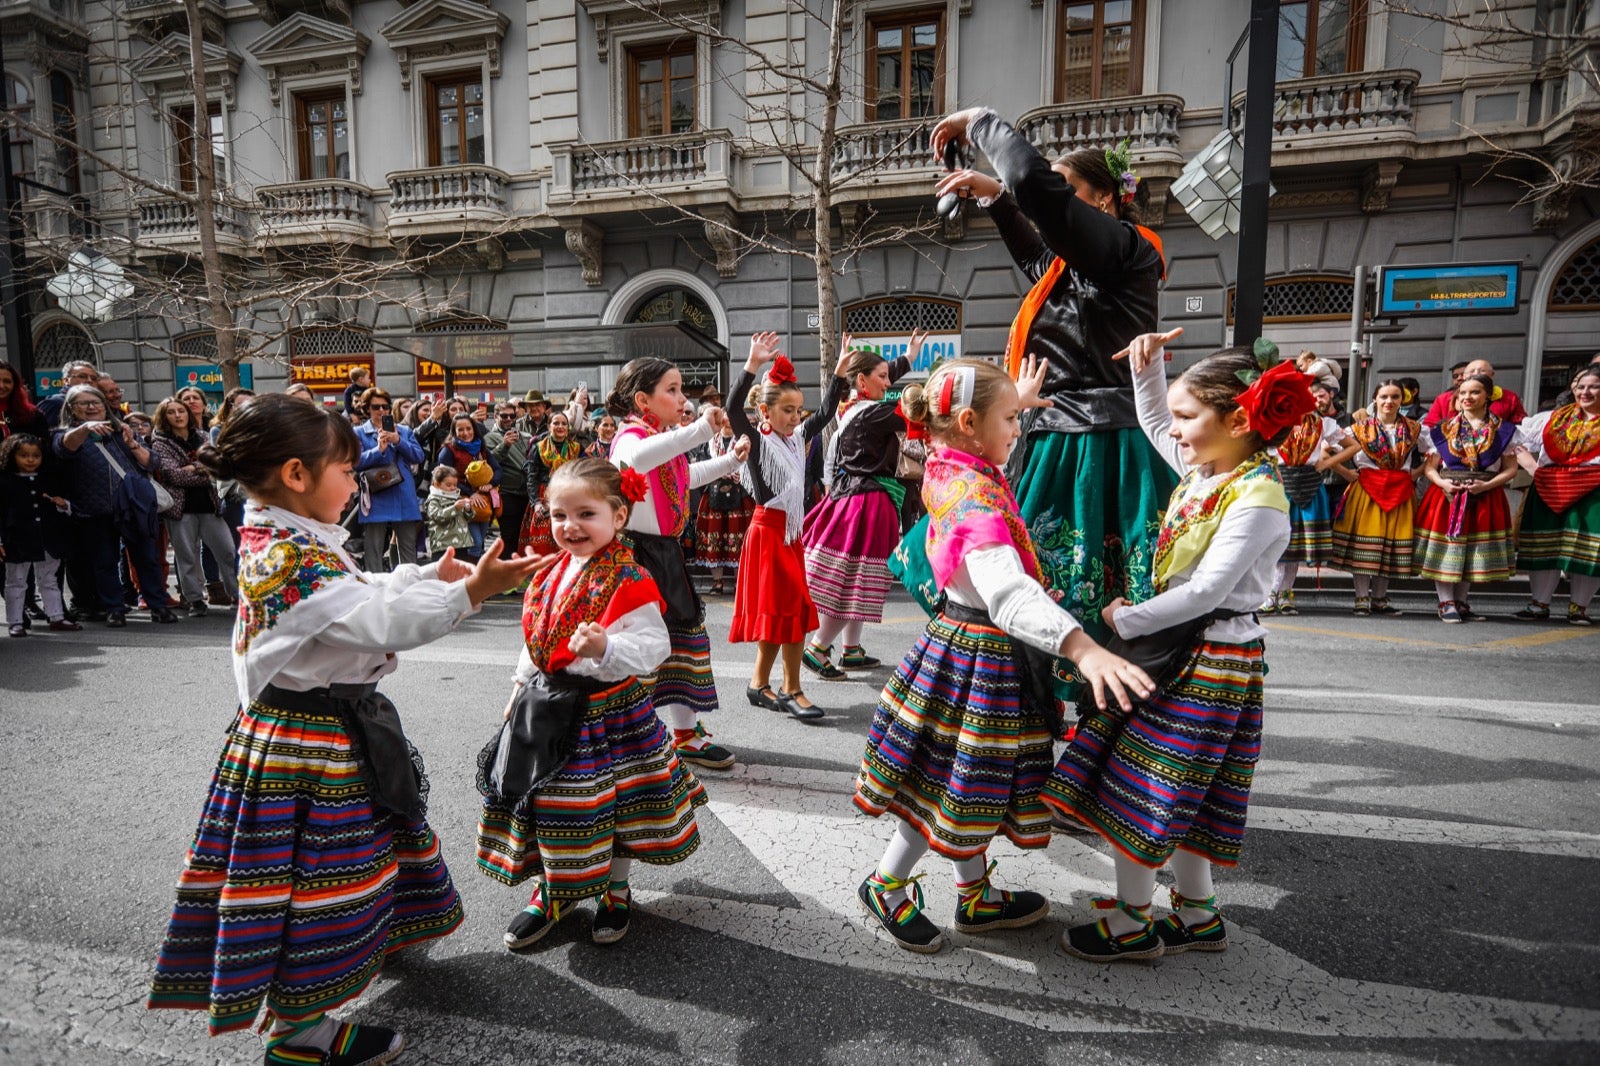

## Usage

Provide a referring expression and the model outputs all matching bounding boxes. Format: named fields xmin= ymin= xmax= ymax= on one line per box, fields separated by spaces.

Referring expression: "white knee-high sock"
xmin=661 ymin=705 xmax=698 ymax=733
xmin=1455 ymin=581 xmax=1471 ymax=603
xmin=1434 ymin=580 xmax=1457 ymax=604
xmin=1169 ymin=849 xmax=1217 ymax=925
xmin=842 ymin=620 xmax=865 ymax=647
xmin=1276 ymin=562 xmax=1298 ymax=593
xmin=1527 ymin=570 xmax=1561 ymax=604
xmin=608 ymin=855 xmax=633 ymax=899
xmin=271 ymin=1015 xmax=335 ymax=1050
xmin=952 ymin=853 xmax=1004 ymax=903
xmin=1371 ymin=576 xmax=1389 ymax=599
xmin=1570 ymin=574 xmax=1600 ymax=609
xmin=812 ymin=615 xmax=845 ymax=649
xmin=1106 ymin=854 xmax=1159 ymax=935
xmin=1353 ymin=574 xmax=1371 ymax=598
xmin=874 ymin=819 xmax=930 ymax=909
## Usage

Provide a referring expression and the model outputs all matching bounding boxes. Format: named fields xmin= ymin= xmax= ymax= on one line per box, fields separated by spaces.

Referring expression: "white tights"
xmin=1103 ymin=851 xmax=1220 ymax=934
xmin=873 ymin=820 xmax=999 ymax=908
xmin=1275 ymin=562 xmax=1298 ymax=594
xmin=812 ymin=615 xmax=865 ymax=650
xmin=1352 ymin=575 xmax=1390 ymax=600
xmin=1528 ymin=570 xmax=1600 ymax=608
xmin=1434 ymin=580 xmax=1470 ymax=604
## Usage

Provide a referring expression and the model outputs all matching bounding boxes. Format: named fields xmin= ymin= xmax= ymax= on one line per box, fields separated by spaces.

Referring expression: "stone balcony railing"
xmin=385 ymin=165 xmax=510 ymax=233
xmin=1017 ymin=94 xmax=1186 ymax=169
xmin=830 ymin=118 xmax=936 ymax=180
xmin=135 ymin=194 xmax=252 ymax=258
xmin=1231 ymin=68 xmax=1420 ymax=160
xmin=549 ymin=129 xmax=734 ymax=205
xmin=256 ymin=179 xmax=377 ymax=249
xmin=0 ymin=0 xmax=87 ymax=31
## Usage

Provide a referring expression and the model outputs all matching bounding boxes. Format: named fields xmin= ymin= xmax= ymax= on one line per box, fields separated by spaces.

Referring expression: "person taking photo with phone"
xmin=354 ymin=386 xmax=426 ymax=571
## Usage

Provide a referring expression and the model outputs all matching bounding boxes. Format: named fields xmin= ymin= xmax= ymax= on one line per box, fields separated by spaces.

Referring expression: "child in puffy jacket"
xmin=426 ymin=465 xmax=475 ymax=559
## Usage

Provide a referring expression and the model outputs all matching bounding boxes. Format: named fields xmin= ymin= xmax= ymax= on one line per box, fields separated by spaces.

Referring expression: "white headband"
xmin=930 ymin=365 xmax=977 ymax=416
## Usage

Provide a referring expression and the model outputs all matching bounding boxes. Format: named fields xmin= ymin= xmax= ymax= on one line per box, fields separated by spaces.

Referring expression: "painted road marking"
xmin=650 ymin=781 xmax=1600 ymax=1041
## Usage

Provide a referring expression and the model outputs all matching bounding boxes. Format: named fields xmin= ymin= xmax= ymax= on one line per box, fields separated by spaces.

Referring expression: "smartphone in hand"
xmin=382 ymin=415 xmax=396 ymax=433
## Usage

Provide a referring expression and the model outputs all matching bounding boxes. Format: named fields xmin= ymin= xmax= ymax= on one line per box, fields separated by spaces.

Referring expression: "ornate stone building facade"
xmin=3 ymin=0 xmax=1597 ymax=408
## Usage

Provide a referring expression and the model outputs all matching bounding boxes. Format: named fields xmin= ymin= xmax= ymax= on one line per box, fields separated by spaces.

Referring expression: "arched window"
xmin=1227 ymin=275 xmax=1355 ymax=324
xmin=33 ymin=319 xmax=95 ymax=369
xmin=627 ymin=287 xmax=718 ymax=339
xmin=842 ymin=296 xmax=964 ymax=377
xmin=1548 ymin=238 xmax=1600 ymax=311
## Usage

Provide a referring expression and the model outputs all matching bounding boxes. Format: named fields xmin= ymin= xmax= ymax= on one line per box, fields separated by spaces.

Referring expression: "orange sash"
xmin=1003 ymin=225 xmax=1165 ymax=377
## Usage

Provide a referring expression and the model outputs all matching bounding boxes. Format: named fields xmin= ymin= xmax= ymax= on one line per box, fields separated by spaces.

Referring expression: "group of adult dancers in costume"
xmin=140 ymin=102 xmax=1335 ymax=1066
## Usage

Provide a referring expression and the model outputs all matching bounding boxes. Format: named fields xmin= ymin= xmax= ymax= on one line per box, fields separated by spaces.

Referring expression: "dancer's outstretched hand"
xmin=731 ymin=435 xmax=751 ymax=462
xmin=1014 ymin=354 xmax=1050 ymax=409
xmin=1061 ymin=630 xmax=1153 ymax=714
xmin=1112 ymin=327 xmax=1183 ymax=374
xmin=461 ymin=538 xmax=550 ymax=607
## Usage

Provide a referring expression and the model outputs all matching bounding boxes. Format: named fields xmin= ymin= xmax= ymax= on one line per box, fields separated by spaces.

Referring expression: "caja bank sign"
xmin=175 ymin=363 xmax=254 ymax=396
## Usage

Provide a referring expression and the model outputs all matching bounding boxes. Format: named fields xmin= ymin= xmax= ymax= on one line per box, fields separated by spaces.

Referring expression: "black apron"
xmin=478 ymin=669 xmax=608 ymax=804
xmin=626 ymin=529 xmax=704 ymax=628
xmin=260 ymin=683 xmax=428 ymax=821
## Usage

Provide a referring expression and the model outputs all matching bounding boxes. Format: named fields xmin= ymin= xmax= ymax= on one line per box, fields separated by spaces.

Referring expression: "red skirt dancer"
xmin=729 ymin=507 xmax=819 ymax=645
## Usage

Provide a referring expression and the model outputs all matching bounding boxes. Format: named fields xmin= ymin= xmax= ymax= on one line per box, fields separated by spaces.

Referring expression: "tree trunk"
xmin=184 ymin=0 xmax=240 ymax=391
xmin=811 ymin=0 xmax=846 ymax=386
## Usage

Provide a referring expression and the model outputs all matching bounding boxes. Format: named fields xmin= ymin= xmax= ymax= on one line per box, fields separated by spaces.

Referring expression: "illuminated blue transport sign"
xmin=1376 ymin=263 xmax=1520 ymax=316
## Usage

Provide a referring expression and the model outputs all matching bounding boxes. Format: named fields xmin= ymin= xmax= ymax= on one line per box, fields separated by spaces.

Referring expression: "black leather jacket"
xmin=971 ymin=109 xmax=1162 ymax=435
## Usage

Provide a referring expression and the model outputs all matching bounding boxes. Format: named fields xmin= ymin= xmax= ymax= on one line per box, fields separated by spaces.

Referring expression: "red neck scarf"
xmin=521 ymin=539 xmax=663 ymax=675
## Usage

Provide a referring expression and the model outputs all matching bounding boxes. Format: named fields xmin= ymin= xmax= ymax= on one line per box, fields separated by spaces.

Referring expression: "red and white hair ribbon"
xmin=930 ymin=365 xmax=977 ymax=416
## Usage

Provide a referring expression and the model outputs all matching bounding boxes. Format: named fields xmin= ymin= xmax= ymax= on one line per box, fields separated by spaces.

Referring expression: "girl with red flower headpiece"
xmin=478 ymin=457 xmax=708 ymax=952
xmin=727 ymin=332 xmax=850 ymax=720
xmin=604 ymin=358 xmax=750 ymax=771
xmin=1044 ymin=329 xmax=1306 ymax=964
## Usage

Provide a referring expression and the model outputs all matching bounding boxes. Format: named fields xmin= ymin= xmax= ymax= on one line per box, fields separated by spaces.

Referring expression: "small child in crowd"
xmin=147 ymin=394 xmax=539 ymax=1064
xmin=426 ymin=464 xmax=476 ymax=558
xmin=478 ymin=457 xmax=707 ymax=950
xmin=855 ymin=357 xmax=1152 ymax=955
xmin=0 ymin=434 xmax=79 ymax=636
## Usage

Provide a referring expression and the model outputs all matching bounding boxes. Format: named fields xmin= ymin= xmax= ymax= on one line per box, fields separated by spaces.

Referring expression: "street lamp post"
xmin=1231 ymin=0 xmax=1281 ymax=348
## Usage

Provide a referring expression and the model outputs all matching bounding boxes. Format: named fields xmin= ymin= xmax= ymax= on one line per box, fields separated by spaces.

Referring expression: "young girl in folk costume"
xmin=0 ymin=434 xmax=77 ymax=636
xmin=1327 ymin=381 xmax=1425 ymax=616
xmin=1513 ymin=364 xmax=1600 ymax=624
xmin=478 ymin=458 xmax=708 ymax=949
xmin=1414 ymin=374 xmax=1519 ymax=623
xmin=728 ymin=332 xmax=849 ymax=721
xmin=1262 ymin=383 xmax=1348 ymax=615
xmin=1045 ymin=330 xmax=1307 ymax=963
xmin=803 ymin=330 xmax=927 ymax=680
xmin=520 ymin=411 xmax=582 ymax=556
xmin=855 ymin=358 xmax=1152 ymax=955
xmin=606 ymin=358 xmax=749 ymax=770
xmin=147 ymin=395 xmax=539 ymax=1066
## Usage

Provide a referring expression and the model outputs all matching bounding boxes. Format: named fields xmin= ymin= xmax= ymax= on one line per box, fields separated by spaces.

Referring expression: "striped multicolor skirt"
xmin=1284 ymin=482 xmax=1335 ymax=566
xmin=802 ymin=488 xmax=901 ymax=622
xmin=475 ymin=678 xmax=707 ymax=901
xmin=148 ymin=692 xmax=462 ymax=1034
xmin=1044 ymin=640 xmax=1265 ymax=869
xmin=1414 ymin=483 xmax=1515 ymax=583
xmin=1330 ymin=481 xmax=1415 ymax=577
xmin=651 ymin=623 xmax=719 ymax=715
xmin=1519 ymin=482 xmax=1600 ymax=577
xmin=854 ymin=610 xmax=1054 ymax=859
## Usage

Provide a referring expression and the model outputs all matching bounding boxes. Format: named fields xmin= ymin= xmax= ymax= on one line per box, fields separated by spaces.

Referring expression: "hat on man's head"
xmin=699 ymin=386 xmax=723 ymax=404
xmin=522 ymin=389 xmax=547 ymax=406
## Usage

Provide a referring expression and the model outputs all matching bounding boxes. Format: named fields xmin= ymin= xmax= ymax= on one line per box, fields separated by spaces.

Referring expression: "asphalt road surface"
xmin=2 ymin=584 xmax=1596 ymax=1065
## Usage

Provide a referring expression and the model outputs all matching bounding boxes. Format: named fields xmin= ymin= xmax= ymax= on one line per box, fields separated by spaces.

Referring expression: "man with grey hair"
xmin=96 ymin=374 xmax=125 ymax=414
xmin=37 ymin=360 xmax=100 ymax=425
xmin=1423 ymin=357 xmax=1528 ymax=426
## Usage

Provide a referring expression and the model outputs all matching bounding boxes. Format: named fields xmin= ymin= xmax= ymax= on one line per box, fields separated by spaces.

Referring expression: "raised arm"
xmin=727 ymin=366 xmax=758 ymax=441
xmin=801 ymin=374 xmax=849 ymax=441
xmin=967 ymin=108 xmax=1141 ymax=279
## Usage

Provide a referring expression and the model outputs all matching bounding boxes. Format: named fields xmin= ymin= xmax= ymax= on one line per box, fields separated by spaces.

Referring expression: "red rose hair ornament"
xmin=767 ymin=354 xmax=797 ymax=386
xmin=618 ymin=465 xmax=649 ymax=505
xmin=1235 ymin=338 xmax=1316 ymax=441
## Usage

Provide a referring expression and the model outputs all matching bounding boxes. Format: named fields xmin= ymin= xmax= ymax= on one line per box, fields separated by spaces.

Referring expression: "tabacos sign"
xmin=175 ymin=363 xmax=255 ymax=396
xmin=849 ymin=334 xmax=961 ymax=377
